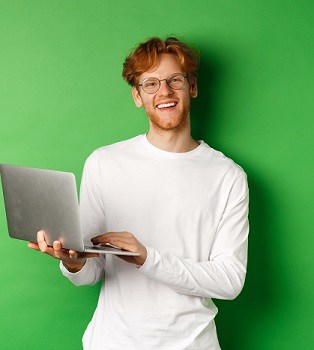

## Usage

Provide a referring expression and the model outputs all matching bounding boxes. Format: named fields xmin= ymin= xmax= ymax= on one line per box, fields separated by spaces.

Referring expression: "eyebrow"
xmin=141 ymin=72 xmax=184 ymax=81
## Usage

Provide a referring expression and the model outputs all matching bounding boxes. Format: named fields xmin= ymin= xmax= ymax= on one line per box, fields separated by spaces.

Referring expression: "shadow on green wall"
xmin=190 ymin=52 xmax=276 ymax=349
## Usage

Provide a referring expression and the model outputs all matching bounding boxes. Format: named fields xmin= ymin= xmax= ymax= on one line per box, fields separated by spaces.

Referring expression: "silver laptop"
xmin=0 ymin=164 xmax=139 ymax=256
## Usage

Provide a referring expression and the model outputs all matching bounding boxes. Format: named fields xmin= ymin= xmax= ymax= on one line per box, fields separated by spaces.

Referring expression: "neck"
xmin=146 ymin=119 xmax=200 ymax=153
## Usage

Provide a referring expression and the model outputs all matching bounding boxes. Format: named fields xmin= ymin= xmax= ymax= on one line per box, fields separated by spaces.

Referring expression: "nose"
xmin=158 ymin=79 xmax=174 ymax=96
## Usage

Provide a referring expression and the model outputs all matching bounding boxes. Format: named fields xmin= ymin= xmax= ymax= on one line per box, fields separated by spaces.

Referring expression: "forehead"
xmin=139 ymin=53 xmax=183 ymax=81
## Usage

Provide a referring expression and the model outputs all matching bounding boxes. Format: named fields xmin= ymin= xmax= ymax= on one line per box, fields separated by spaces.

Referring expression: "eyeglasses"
xmin=138 ymin=73 xmax=188 ymax=94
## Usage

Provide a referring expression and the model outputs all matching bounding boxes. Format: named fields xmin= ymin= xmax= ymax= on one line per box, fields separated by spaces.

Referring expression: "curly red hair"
xmin=122 ymin=36 xmax=200 ymax=86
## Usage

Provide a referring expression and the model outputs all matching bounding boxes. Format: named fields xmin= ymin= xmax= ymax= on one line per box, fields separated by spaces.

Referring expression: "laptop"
xmin=0 ymin=164 xmax=140 ymax=256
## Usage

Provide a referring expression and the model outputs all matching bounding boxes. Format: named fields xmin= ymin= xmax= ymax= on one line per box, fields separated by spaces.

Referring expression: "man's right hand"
xmin=28 ymin=230 xmax=100 ymax=273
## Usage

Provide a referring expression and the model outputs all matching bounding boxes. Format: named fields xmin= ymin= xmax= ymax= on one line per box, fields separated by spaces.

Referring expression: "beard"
xmin=143 ymin=99 xmax=191 ymax=132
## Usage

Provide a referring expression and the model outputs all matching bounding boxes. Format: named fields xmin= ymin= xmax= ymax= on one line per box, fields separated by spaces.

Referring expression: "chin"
xmin=151 ymin=115 xmax=188 ymax=132
xmin=145 ymin=103 xmax=191 ymax=132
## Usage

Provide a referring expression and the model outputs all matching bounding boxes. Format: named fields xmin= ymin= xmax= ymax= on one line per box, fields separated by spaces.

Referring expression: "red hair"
xmin=122 ymin=36 xmax=200 ymax=86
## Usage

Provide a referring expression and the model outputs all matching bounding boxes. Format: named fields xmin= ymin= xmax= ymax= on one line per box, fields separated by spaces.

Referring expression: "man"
xmin=28 ymin=37 xmax=249 ymax=349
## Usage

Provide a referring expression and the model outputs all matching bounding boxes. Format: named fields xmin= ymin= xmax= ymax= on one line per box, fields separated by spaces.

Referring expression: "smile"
xmin=156 ymin=102 xmax=177 ymax=109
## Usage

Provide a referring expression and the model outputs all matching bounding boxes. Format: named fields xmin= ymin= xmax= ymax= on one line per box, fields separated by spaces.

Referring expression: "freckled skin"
xmin=132 ymin=53 xmax=197 ymax=135
xmin=143 ymin=96 xmax=191 ymax=132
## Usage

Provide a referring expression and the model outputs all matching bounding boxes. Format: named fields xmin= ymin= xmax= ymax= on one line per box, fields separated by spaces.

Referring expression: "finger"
xmin=104 ymin=239 xmax=135 ymax=252
xmin=68 ymin=250 xmax=99 ymax=260
xmin=28 ymin=242 xmax=40 ymax=251
xmin=93 ymin=234 xmax=133 ymax=245
xmin=107 ymin=236 xmax=135 ymax=247
xmin=37 ymin=230 xmax=48 ymax=251
xmin=37 ymin=230 xmax=54 ymax=255
xmin=68 ymin=249 xmax=78 ymax=259
xmin=91 ymin=232 xmax=130 ymax=243
xmin=53 ymin=241 xmax=63 ymax=259
xmin=91 ymin=234 xmax=109 ymax=244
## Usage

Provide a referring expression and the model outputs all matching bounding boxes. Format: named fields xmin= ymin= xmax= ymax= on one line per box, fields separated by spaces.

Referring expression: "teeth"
xmin=157 ymin=102 xmax=176 ymax=109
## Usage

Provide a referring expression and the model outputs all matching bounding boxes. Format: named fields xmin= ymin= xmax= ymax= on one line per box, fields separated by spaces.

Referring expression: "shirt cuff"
xmin=59 ymin=259 xmax=91 ymax=283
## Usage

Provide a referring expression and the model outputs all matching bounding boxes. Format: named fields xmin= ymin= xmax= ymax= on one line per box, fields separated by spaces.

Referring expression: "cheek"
xmin=180 ymin=91 xmax=192 ymax=105
xmin=141 ymin=95 xmax=154 ymax=107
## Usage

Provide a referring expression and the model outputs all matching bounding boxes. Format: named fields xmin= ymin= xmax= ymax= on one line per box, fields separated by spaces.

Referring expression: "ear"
xmin=189 ymin=76 xmax=198 ymax=98
xmin=132 ymin=86 xmax=143 ymax=108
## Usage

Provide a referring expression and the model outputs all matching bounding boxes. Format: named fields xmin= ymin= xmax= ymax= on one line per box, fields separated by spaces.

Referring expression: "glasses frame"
xmin=137 ymin=72 xmax=189 ymax=94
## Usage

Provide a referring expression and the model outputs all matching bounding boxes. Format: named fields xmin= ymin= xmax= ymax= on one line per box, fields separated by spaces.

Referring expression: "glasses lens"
xmin=142 ymin=78 xmax=159 ymax=93
xmin=168 ymin=74 xmax=185 ymax=90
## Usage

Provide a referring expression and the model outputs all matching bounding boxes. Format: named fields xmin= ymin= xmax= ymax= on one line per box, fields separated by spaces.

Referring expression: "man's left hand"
xmin=91 ymin=231 xmax=147 ymax=266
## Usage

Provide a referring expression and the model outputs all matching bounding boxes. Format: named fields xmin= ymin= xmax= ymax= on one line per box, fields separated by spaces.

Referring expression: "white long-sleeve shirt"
xmin=60 ymin=133 xmax=250 ymax=350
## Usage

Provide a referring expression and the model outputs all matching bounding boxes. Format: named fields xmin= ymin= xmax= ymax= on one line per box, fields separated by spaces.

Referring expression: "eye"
xmin=169 ymin=75 xmax=184 ymax=84
xmin=143 ymin=79 xmax=158 ymax=88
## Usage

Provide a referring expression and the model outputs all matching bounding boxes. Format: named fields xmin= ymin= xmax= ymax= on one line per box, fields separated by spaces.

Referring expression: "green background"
xmin=0 ymin=1 xmax=313 ymax=349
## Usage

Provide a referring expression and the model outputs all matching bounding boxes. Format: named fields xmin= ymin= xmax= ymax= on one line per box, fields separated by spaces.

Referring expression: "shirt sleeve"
xmin=59 ymin=150 xmax=106 ymax=286
xmin=59 ymin=257 xmax=105 ymax=286
xmin=136 ymin=172 xmax=250 ymax=300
